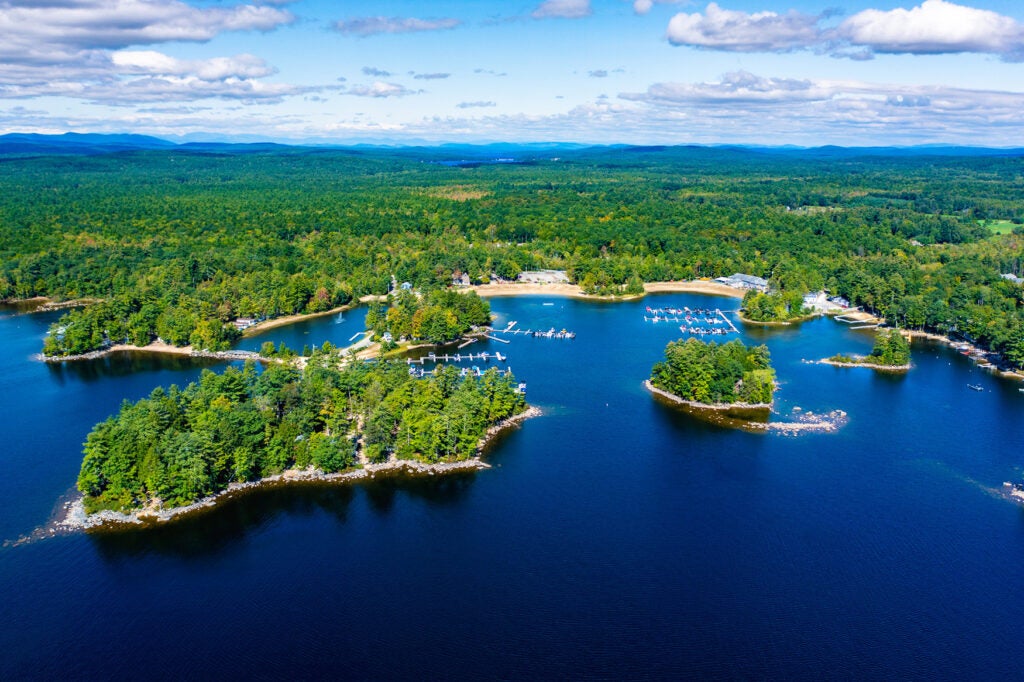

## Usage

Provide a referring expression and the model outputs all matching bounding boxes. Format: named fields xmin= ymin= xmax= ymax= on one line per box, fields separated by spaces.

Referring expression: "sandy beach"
xmin=468 ymin=279 xmax=745 ymax=300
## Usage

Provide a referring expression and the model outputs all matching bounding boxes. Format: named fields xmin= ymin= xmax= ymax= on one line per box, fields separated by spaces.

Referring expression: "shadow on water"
xmin=46 ymin=351 xmax=225 ymax=384
xmin=361 ymin=470 xmax=478 ymax=517
xmin=88 ymin=471 xmax=479 ymax=560
xmin=89 ymin=484 xmax=358 ymax=560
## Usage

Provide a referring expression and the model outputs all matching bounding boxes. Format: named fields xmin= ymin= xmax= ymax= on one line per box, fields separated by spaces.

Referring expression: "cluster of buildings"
xmin=714 ymin=273 xmax=769 ymax=293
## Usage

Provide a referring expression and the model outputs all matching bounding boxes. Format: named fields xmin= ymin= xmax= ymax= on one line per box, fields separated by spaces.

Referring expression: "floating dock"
xmin=490 ymin=327 xmax=576 ymax=339
xmin=646 ymin=307 xmax=738 ymax=335
xmin=407 ymin=351 xmax=507 ymax=365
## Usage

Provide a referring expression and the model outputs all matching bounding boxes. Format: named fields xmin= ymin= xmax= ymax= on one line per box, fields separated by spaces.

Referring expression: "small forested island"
xmin=825 ymin=328 xmax=912 ymax=370
xmin=647 ymin=338 xmax=776 ymax=408
xmin=365 ymin=289 xmax=491 ymax=347
xmin=740 ymin=290 xmax=812 ymax=324
xmin=76 ymin=345 xmax=529 ymax=515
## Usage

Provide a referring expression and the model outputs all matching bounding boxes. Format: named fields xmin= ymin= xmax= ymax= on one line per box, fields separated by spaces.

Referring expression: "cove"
xmin=1 ymin=294 xmax=1023 ymax=679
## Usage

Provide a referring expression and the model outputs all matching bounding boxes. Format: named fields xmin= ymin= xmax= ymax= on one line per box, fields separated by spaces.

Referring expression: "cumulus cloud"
xmin=112 ymin=51 xmax=275 ymax=80
xmin=333 ymin=16 xmax=461 ymax=36
xmin=666 ymin=3 xmax=824 ymax=52
xmin=457 ymin=101 xmax=496 ymax=108
xmin=633 ymin=0 xmax=688 ymax=15
xmin=666 ymin=1 xmax=1024 ymax=61
xmin=838 ymin=0 xmax=1024 ymax=58
xmin=0 ymin=0 xmax=300 ymax=105
xmin=347 ymin=81 xmax=418 ymax=98
xmin=0 ymin=0 xmax=292 ymax=64
xmin=532 ymin=0 xmax=591 ymax=20
xmin=614 ymin=69 xmax=1024 ymax=144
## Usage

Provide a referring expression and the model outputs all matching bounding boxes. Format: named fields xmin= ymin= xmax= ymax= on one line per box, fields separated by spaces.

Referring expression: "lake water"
xmin=2 ymin=294 xmax=1023 ymax=679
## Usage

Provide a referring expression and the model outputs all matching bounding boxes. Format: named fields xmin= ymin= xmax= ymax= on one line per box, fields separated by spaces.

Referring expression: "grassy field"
xmin=979 ymin=219 xmax=1018 ymax=235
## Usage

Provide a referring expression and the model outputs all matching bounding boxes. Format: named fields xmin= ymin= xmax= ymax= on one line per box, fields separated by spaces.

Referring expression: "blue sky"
xmin=3 ymin=0 xmax=1024 ymax=145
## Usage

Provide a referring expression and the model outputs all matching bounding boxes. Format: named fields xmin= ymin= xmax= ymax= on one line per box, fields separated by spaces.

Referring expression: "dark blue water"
xmin=2 ymin=295 xmax=1023 ymax=679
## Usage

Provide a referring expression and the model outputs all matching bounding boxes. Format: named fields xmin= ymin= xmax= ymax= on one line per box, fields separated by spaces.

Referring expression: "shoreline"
xmin=58 ymin=405 xmax=541 ymax=531
xmin=644 ymin=380 xmax=846 ymax=434
xmin=819 ymin=358 xmax=911 ymax=372
xmin=467 ymin=279 xmax=746 ymax=300
xmin=643 ymin=379 xmax=772 ymax=412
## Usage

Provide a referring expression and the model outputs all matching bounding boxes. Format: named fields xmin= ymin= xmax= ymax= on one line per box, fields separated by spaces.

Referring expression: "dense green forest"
xmin=365 ymin=289 xmax=491 ymax=345
xmin=650 ymin=338 xmax=776 ymax=406
xmin=741 ymin=290 xmax=810 ymax=323
xmin=77 ymin=348 xmax=527 ymax=513
xmin=1 ymin=145 xmax=1022 ymax=365
xmin=829 ymin=328 xmax=912 ymax=367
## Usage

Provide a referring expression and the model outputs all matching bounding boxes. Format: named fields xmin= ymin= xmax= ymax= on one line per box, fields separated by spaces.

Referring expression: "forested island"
xmin=648 ymin=338 xmax=776 ymax=408
xmin=0 ymin=142 xmax=1021 ymax=371
xmin=825 ymin=328 xmax=912 ymax=370
xmin=76 ymin=346 xmax=528 ymax=514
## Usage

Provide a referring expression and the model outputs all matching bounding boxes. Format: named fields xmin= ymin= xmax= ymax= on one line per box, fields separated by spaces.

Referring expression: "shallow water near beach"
xmin=2 ymin=295 xmax=1024 ymax=678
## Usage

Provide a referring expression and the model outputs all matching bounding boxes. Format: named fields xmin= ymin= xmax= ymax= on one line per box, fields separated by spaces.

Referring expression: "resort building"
xmin=517 ymin=270 xmax=570 ymax=284
xmin=714 ymin=273 xmax=769 ymax=292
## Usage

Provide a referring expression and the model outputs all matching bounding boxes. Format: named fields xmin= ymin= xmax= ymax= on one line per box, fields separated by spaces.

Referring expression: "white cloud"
xmin=666 ymin=3 xmax=823 ymax=52
xmin=362 ymin=67 xmax=392 ymax=77
xmin=616 ymin=70 xmax=1024 ymax=144
xmin=532 ymin=0 xmax=591 ymax=20
xmin=632 ymin=0 xmax=688 ymax=16
xmin=0 ymin=1 xmax=300 ymax=105
xmin=0 ymin=0 xmax=293 ymax=63
xmin=333 ymin=16 xmax=461 ymax=36
xmin=413 ymin=73 xmax=451 ymax=80
xmin=347 ymin=81 xmax=418 ymax=98
xmin=457 ymin=101 xmax=496 ymax=109
xmin=838 ymin=0 xmax=1024 ymax=58
xmin=665 ymin=1 xmax=1024 ymax=61
xmin=112 ymin=52 xmax=275 ymax=81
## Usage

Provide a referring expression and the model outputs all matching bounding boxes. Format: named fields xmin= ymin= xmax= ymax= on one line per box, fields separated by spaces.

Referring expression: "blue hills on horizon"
xmin=1 ymin=131 xmax=1023 ymax=160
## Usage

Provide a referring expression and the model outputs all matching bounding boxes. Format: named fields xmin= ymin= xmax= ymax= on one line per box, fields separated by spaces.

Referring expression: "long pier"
xmin=491 ymin=327 xmax=576 ymax=339
xmin=407 ymin=351 xmax=507 ymax=365
xmin=408 ymin=365 xmax=516 ymax=379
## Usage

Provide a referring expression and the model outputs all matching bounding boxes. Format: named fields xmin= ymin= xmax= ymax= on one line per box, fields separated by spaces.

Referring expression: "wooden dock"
xmin=491 ymin=326 xmax=576 ymax=339
xmin=407 ymin=351 xmax=507 ymax=365
xmin=647 ymin=307 xmax=739 ymax=335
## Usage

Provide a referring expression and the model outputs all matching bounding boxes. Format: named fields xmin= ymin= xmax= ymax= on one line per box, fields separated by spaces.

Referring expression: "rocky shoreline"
xmin=58 ymin=406 xmax=541 ymax=531
xmin=819 ymin=358 xmax=911 ymax=372
xmin=644 ymin=380 xmax=845 ymax=435
xmin=643 ymin=379 xmax=771 ymax=412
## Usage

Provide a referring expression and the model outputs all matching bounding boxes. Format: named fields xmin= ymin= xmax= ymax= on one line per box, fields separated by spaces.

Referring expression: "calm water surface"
xmin=1 ymin=295 xmax=1023 ymax=679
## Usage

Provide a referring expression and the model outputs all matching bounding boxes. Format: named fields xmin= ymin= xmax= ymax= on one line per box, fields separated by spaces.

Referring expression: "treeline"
xmin=0 ymin=146 xmax=1021 ymax=364
xmin=650 ymin=338 xmax=775 ymax=406
xmin=77 ymin=349 xmax=527 ymax=513
xmin=365 ymin=289 xmax=491 ymax=345
xmin=830 ymin=329 xmax=911 ymax=367
xmin=741 ymin=290 xmax=809 ymax=323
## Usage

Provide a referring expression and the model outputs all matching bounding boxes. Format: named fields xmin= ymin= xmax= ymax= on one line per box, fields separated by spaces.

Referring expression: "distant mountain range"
xmin=1 ymin=132 xmax=1022 ymax=159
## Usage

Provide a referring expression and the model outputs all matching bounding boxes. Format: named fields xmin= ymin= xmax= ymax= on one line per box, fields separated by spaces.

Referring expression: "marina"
xmin=491 ymin=321 xmax=576 ymax=339
xmin=406 ymin=351 xmax=507 ymax=365
xmin=643 ymin=306 xmax=739 ymax=335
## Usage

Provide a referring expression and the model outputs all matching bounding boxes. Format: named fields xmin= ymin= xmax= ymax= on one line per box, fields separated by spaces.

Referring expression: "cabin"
xmin=452 ymin=272 xmax=471 ymax=287
xmin=517 ymin=270 xmax=569 ymax=284
xmin=714 ymin=273 xmax=769 ymax=292
xmin=233 ymin=317 xmax=257 ymax=330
